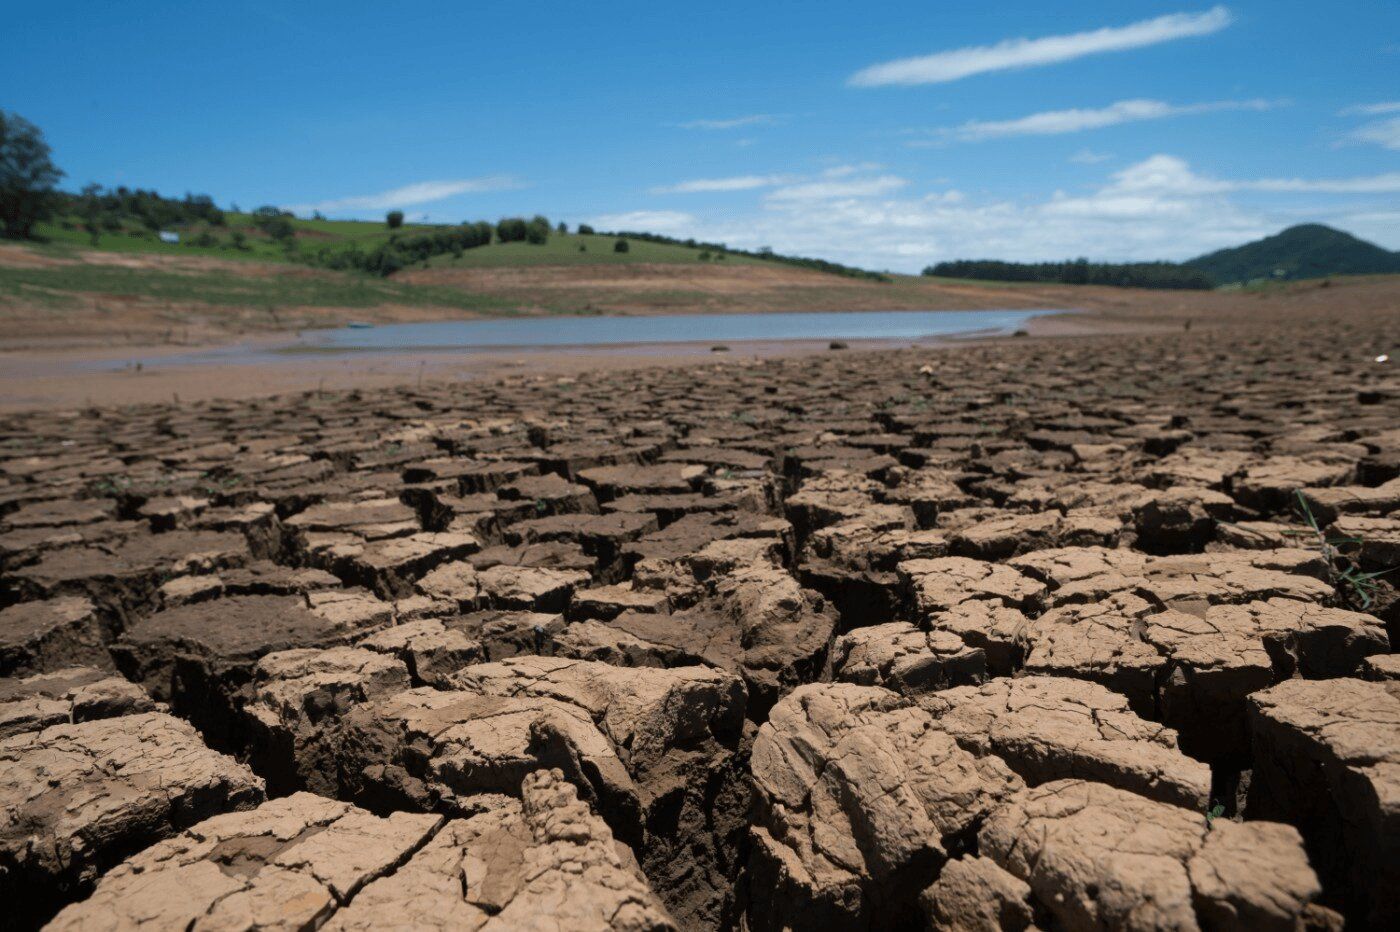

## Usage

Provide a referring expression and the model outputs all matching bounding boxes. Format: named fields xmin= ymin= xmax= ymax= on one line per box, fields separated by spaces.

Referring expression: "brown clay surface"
xmin=0 ymin=287 xmax=1397 ymax=929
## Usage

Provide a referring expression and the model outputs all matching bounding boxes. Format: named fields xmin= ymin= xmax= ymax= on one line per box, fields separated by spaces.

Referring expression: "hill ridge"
xmin=1187 ymin=223 xmax=1400 ymax=284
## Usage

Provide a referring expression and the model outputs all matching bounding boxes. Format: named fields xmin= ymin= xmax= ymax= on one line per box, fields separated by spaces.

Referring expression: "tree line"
xmin=310 ymin=222 xmax=498 ymax=275
xmin=923 ymin=258 xmax=1215 ymax=290
xmin=59 ymin=185 xmax=225 ymax=241
xmin=310 ymin=216 xmax=560 ymax=275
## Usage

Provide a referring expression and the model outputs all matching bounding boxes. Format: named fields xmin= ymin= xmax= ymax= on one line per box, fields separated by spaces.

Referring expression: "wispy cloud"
xmin=821 ymin=163 xmax=885 ymax=178
xmin=1346 ymin=116 xmax=1400 ymax=151
xmin=917 ymin=98 xmax=1276 ymax=144
xmin=1096 ymin=154 xmax=1400 ymax=195
xmin=765 ymin=175 xmax=908 ymax=202
xmin=1246 ymin=171 xmax=1400 ymax=193
xmin=676 ymin=114 xmax=778 ymax=130
xmin=1070 ymin=149 xmax=1114 ymax=164
xmin=849 ymin=6 xmax=1232 ymax=87
xmin=1340 ymin=101 xmax=1400 ymax=116
xmin=650 ymin=165 xmax=894 ymax=197
xmin=650 ymin=174 xmax=793 ymax=194
xmin=286 ymin=177 xmax=522 ymax=214
xmin=588 ymin=210 xmax=697 ymax=233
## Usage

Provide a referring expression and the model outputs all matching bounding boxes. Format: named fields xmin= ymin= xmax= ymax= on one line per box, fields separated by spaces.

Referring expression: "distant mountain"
xmin=1187 ymin=224 xmax=1400 ymax=284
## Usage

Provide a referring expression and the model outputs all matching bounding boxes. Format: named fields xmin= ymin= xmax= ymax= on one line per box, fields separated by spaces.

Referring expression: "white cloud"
xmin=925 ymin=98 xmax=1275 ymax=143
xmin=286 ymin=177 xmax=522 ymax=215
xmin=588 ymin=210 xmax=697 ymax=233
xmin=650 ymin=175 xmax=792 ymax=194
xmin=821 ymin=163 xmax=885 ymax=178
xmin=1340 ymin=101 xmax=1400 ymax=116
xmin=1347 ymin=116 xmax=1400 ymax=151
xmin=849 ymin=6 xmax=1232 ymax=87
xmin=765 ymin=175 xmax=908 ymax=202
xmin=1248 ymin=172 xmax=1400 ymax=193
xmin=1105 ymin=154 xmax=1400 ymax=195
xmin=1070 ymin=149 xmax=1114 ymax=164
xmin=676 ymin=114 xmax=778 ymax=130
xmin=602 ymin=156 xmax=1398 ymax=272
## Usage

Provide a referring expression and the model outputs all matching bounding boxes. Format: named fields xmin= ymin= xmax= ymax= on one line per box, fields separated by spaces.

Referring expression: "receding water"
xmin=290 ymin=309 xmax=1051 ymax=352
xmin=111 ymin=308 xmax=1057 ymax=370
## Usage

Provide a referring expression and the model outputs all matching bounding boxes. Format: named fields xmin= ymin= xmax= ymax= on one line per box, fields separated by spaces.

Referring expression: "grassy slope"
xmin=31 ymin=216 xmax=737 ymax=270
xmin=428 ymin=232 xmax=757 ymax=267
xmin=0 ymin=262 xmax=519 ymax=313
xmin=33 ymin=213 xmax=450 ymax=264
xmin=12 ymin=215 xmax=753 ymax=317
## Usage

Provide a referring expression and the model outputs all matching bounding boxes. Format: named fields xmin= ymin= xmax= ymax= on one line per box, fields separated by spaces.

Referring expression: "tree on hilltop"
xmin=496 ymin=217 xmax=528 ymax=242
xmin=386 ymin=210 xmax=404 ymax=229
xmin=0 ymin=110 xmax=64 ymax=240
xmin=526 ymin=214 xmax=550 ymax=245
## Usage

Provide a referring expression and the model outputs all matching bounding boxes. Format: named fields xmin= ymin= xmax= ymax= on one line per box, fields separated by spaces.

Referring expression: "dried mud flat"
xmin=1 ymin=304 xmax=1398 ymax=931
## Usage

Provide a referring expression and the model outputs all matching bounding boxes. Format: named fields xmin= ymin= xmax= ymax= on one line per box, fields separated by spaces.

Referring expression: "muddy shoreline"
xmin=1 ymin=306 xmax=1136 ymax=410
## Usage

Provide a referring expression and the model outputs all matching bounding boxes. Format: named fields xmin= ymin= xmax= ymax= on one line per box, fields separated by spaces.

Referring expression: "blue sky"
xmin=7 ymin=1 xmax=1399 ymax=270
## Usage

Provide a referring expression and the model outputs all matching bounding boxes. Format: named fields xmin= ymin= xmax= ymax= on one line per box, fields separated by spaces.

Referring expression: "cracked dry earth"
xmin=2 ymin=312 xmax=1399 ymax=931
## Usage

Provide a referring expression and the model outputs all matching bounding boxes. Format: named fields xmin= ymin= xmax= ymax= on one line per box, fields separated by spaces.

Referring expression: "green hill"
xmin=34 ymin=211 xmax=765 ymax=276
xmin=1187 ymin=224 xmax=1400 ymax=284
xmin=426 ymin=232 xmax=757 ymax=268
xmin=34 ymin=187 xmax=734 ymax=272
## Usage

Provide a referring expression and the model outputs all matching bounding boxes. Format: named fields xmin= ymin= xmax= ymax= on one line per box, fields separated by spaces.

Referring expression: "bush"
xmin=698 ymin=250 xmax=711 ymax=261
xmin=614 ymin=238 xmax=629 ymax=253
xmin=577 ymin=223 xmax=595 ymax=235
xmin=386 ymin=210 xmax=404 ymax=229
xmin=496 ymin=217 xmax=528 ymax=242
xmin=526 ymin=214 xmax=550 ymax=245
xmin=260 ymin=215 xmax=295 ymax=243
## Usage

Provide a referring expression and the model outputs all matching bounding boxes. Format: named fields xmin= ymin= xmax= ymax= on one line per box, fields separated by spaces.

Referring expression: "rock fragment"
xmin=0 ymin=712 xmax=264 ymax=926
xmin=0 ymin=665 xmax=155 ymax=739
xmin=1247 ymin=677 xmax=1400 ymax=925
xmin=0 ymin=597 xmax=107 ymax=677
xmin=47 ymin=793 xmax=442 ymax=932
xmin=981 ymin=779 xmax=1324 ymax=932
xmin=328 ymin=770 xmax=676 ymax=931
xmin=747 ymin=683 xmax=1022 ymax=930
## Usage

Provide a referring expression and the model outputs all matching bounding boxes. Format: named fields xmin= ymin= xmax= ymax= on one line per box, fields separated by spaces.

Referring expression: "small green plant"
xmin=1205 ymin=802 xmax=1225 ymax=825
xmin=91 ymin=476 xmax=129 ymax=496
xmin=1292 ymin=490 xmax=1394 ymax=610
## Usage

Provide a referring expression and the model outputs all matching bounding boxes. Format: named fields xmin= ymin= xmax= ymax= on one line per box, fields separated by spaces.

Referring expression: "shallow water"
xmin=96 ymin=308 xmax=1058 ymax=371
xmin=290 ymin=308 xmax=1053 ymax=351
